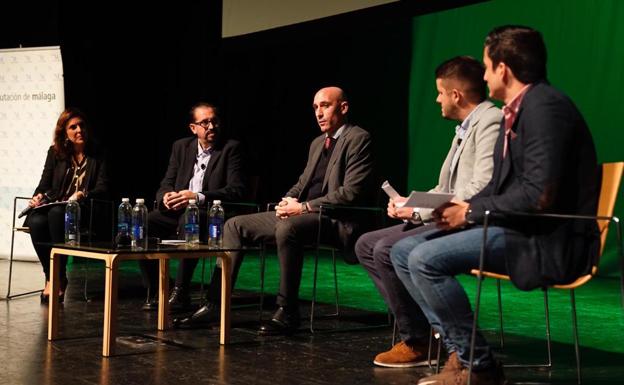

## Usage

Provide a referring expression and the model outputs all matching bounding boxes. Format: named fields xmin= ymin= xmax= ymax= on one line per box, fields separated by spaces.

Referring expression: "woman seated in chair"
xmin=25 ymin=107 xmax=109 ymax=303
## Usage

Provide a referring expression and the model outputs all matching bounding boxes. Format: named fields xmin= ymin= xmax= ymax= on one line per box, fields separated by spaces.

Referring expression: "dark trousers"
xmin=139 ymin=208 xmax=208 ymax=292
xmin=354 ymin=223 xmax=434 ymax=343
xmin=222 ymin=210 xmax=337 ymax=308
xmin=26 ymin=205 xmax=69 ymax=281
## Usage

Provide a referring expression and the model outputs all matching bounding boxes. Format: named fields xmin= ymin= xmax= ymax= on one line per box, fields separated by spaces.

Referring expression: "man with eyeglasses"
xmin=139 ymin=102 xmax=246 ymax=311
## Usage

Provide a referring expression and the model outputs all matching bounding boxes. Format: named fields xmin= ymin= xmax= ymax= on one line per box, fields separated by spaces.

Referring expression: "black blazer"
xmin=34 ymin=146 xmax=109 ymax=201
xmin=467 ymin=82 xmax=600 ymax=290
xmin=155 ymin=137 xmax=246 ymax=208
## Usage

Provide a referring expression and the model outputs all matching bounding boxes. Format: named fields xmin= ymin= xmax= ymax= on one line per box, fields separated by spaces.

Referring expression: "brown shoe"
xmin=417 ymin=355 xmax=505 ymax=385
xmin=373 ymin=341 xmax=435 ymax=368
xmin=441 ymin=352 xmax=461 ymax=372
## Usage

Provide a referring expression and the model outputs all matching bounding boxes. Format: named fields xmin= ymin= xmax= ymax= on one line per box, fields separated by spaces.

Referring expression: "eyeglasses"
xmin=192 ymin=119 xmax=218 ymax=128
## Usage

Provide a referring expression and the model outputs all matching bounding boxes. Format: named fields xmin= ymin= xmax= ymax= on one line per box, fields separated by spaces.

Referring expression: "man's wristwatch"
xmin=411 ymin=208 xmax=421 ymax=222
xmin=466 ymin=206 xmax=476 ymax=225
xmin=301 ymin=202 xmax=309 ymax=214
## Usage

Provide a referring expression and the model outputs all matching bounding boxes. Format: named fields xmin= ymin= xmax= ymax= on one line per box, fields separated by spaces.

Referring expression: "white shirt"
xmin=188 ymin=142 xmax=213 ymax=205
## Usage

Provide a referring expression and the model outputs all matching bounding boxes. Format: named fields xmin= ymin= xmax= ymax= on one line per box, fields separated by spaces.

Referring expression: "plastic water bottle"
xmin=64 ymin=197 xmax=81 ymax=245
xmin=131 ymin=198 xmax=148 ymax=249
xmin=115 ymin=197 xmax=132 ymax=246
xmin=184 ymin=199 xmax=200 ymax=247
xmin=208 ymin=200 xmax=224 ymax=249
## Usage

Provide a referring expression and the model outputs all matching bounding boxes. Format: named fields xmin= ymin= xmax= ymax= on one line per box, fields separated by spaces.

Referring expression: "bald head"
xmin=315 ymin=86 xmax=347 ymax=102
xmin=313 ymin=86 xmax=349 ymax=134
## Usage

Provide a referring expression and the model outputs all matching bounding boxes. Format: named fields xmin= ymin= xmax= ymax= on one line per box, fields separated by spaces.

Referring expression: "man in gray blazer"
xmin=176 ymin=87 xmax=375 ymax=333
xmin=354 ymin=56 xmax=501 ymax=367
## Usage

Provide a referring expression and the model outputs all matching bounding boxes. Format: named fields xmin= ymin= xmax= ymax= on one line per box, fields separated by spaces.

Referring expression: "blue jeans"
xmin=390 ymin=226 xmax=507 ymax=370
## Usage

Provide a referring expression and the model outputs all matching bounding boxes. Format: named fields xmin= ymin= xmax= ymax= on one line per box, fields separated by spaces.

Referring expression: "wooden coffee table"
xmin=47 ymin=242 xmax=249 ymax=357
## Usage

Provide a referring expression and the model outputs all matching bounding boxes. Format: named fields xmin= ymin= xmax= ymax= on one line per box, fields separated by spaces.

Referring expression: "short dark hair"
xmin=435 ymin=56 xmax=487 ymax=102
xmin=484 ymin=25 xmax=547 ymax=84
xmin=189 ymin=102 xmax=219 ymax=124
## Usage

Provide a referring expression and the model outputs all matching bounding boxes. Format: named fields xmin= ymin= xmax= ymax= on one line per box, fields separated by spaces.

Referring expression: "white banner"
xmin=0 ymin=46 xmax=65 ymax=261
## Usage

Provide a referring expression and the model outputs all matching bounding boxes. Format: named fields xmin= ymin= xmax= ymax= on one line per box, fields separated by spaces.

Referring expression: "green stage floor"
xmin=73 ymin=250 xmax=624 ymax=355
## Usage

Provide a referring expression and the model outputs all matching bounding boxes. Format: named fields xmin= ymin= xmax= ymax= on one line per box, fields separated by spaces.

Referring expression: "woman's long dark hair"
xmin=52 ymin=107 xmax=90 ymax=160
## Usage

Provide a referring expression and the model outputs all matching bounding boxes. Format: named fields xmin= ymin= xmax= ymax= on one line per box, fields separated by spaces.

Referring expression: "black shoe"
xmin=142 ymin=296 xmax=158 ymax=311
xmin=168 ymin=286 xmax=191 ymax=312
xmin=258 ymin=306 xmax=300 ymax=336
xmin=173 ymin=302 xmax=219 ymax=328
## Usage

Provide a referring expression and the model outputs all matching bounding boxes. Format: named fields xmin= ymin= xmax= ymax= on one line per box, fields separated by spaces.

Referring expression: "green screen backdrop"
xmin=408 ymin=0 xmax=624 ymax=276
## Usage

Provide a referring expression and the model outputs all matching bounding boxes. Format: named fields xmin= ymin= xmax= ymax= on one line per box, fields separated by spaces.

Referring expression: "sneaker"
xmin=441 ymin=352 xmax=461 ymax=372
xmin=373 ymin=341 xmax=434 ymax=368
xmin=417 ymin=354 xmax=506 ymax=385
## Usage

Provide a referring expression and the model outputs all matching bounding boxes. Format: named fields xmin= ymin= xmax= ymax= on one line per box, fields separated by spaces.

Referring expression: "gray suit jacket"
xmin=421 ymin=101 xmax=501 ymax=220
xmin=285 ymin=124 xmax=375 ymax=251
xmin=286 ymin=124 xmax=374 ymax=210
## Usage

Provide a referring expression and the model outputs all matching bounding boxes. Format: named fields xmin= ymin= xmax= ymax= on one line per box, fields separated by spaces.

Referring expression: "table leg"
xmin=48 ymin=249 xmax=60 ymax=340
xmin=220 ymin=253 xmax=231 ymax=344
xmin=102 ymin=258 xmax=119 ymax=357
xmin=158 ymin=258 xmax=170 ymax=330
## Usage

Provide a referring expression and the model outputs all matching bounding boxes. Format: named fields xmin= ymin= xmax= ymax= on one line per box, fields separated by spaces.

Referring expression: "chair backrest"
xmin=596 ymin=162 xmax=624 ymax=256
